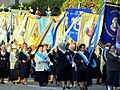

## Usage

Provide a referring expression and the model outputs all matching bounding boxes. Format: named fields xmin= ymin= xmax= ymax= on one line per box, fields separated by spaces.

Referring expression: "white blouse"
xmin=34 ymin=52 xmax=49 ymax=71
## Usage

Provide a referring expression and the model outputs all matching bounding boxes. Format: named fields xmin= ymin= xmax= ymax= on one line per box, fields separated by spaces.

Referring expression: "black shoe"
xmin=1 ymin=82 xmax=5 ymax=84
xmin=57 ymin=83 xmax=60 ymax=86
xmin=43 ymin=83 xmax=47 ymax=87
xmin=39 ymin=84 xmax=44 ymax=87
xmin=13 ymin=82 xmax=16 ymax=84
xmin=17 ymin=82 xmax=20 ymax=84
xmin=66 ymin=86 xmax=70 ymax=89
xmin=63 ymin=87 xmax=65 ymax=90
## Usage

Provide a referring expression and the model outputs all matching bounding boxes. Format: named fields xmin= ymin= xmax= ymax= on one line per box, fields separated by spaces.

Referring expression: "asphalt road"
xmin=0 ymin=80 xmax=106 ymax=90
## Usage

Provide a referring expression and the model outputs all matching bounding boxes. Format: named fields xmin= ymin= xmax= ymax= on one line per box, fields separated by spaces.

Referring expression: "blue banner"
xmin=52 ymin=13 xmax=66 ymax=47
xmin=116 ymin=26 xmax=120 ymax=51
xmin=38 ymin=17 xmax=54 ymax=45
xmin=88 ymin=2 xmax=106 ymax=67
xmin=38 ymin=17 xmax=51 ymax=35
xmin=100 ymin=3 xmax=120 ymax=45
xmin=67 ymin=8 xmax=92 ymax=42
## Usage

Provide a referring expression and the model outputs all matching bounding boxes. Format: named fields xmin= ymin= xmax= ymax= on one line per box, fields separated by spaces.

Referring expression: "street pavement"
xmin=0 ymin=80 xmax=106 ymax=90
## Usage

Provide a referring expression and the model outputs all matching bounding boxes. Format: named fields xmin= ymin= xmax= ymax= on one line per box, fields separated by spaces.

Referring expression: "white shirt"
xmin=10 ymin=51 xmax=17 ymax=69
xmin=34 ymin=52 xmax=49 ymax=71
xmin=1 ymin=51 xmax=6 ymax=56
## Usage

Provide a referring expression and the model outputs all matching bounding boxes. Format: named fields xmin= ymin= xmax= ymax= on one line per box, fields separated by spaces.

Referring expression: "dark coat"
xmin=65 ymin=49 xmax=75 ymax=64
xmin=48 ymin=51 xmax=57 ymax=66
xmin=73 ymin=51 xmax=90 ymax=82
xmin=54 ymin=50 xmax=73 ymax=81
xmin=0 ymin=51 xmax=10 ymax=78
xmin=106 ymin=52 xmax=119 ymax=72
xmin=73 ymin=51 xmax=89 ymax=71
xmin=55 ymin=50 xmax=68 ymax=72
xmin=19 ymin=51 xmax=31 ymax=78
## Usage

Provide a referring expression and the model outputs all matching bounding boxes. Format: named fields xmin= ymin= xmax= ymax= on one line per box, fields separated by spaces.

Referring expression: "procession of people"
xmin=0 ymin=41 xmax=119 ymax=90
xmin=0 ymin=1 xmax=119 ymax=90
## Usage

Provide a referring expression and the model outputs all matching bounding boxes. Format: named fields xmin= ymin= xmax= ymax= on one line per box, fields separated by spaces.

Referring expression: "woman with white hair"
xmin=67 ymin=44 xmax=77 ymax=87
xmin=55 ymin=43 xmax=71 ymax=90
xmin=0 ymin=45 xmax=10 ymax=84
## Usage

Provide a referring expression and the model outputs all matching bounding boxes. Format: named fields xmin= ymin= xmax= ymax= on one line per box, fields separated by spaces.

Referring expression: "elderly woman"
xmin=9 ymin=48 xmax=20 ymax=84
xmin=106 ymin=45 xmax=119 ymax=90
xmin=34 ymin=44 xmax=50 ymax=86
xmin=73 ymin=44 xmax=90 ymax=90
xmin=0 ymin=45 xmax=10 ymax=84
xmin=55 ymin=43 xmax=71 ymax=90
xmin=67 ymin=44 xmax=77 ymax=87
xmin=19 ymin=43 xmax=31 ymax=85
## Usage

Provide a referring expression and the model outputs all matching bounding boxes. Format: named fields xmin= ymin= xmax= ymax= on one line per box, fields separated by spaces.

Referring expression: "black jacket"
xmin=106 ymin=52 xmax=119 ymax=71
xmin=55 ymin=50 xmax=68 ymax=72
xmin=0 ymin=51 xmax=10 ymax=69
xmin=65 ymin=49 xmax=75 ymax=64
xmin=0 ymin=51 xmax=10 ymax=78
xmin=73 ymin=51 xmax=89 ymax=71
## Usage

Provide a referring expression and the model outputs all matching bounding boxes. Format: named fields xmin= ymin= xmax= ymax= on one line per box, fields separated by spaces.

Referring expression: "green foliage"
xmin=0 ymin=8 xmax=9 ymax=12
xmin=11 ymin=4 xmax=19 ymax=9
xmin=11 ymin=3 xmax=31 ymax=10
xmin=61 ymin=0 xmax=80 ymax=11
xmin=10 ymin=0 xmax=120 ymax=15
xmin=29 ymin=0 xmax=64 ymax=15
xmin=61 ymin=0 xmax=119 ymax=14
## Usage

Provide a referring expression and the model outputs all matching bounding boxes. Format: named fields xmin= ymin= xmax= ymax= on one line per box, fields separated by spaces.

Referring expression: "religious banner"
xmin=24 ymin=14 xmax=38 ymax=46
xmin=77 ymin=13 xmax=98 ymax=47
xmin=37 ymin=16 xmax=65 ymax=46
xmin=116 ymin=26 xmax=120 ymax=51
xmin=100 ymin=2 xmax=120 ymax=45
xmin=37 ymin=17 xmax=54 ymax=45
xmin=0 ymin=12 xmax=11 ymax=44
xmin=12 ymin=14 xmax=28 ymax=46
xmin=14 ymin=15 xmax=23 ymax=28
xmin=67 ymin=8 xmax=92 ymax=42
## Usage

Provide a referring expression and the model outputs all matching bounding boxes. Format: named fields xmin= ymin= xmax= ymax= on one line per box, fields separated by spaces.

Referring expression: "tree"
xmin=10 ymin=0 xmax=119 ymax=15
xmin=61 ymin=0 xmax=120 ymax=14
xmin=29 ymin=0 xmax=65 ymax=15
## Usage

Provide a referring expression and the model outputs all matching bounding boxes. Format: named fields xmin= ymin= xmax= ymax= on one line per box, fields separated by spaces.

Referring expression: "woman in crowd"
xmin=48 ymin=47 xmax=59 ymax=85
xmin=66 ymin=44 xmax=76 ymax=87
xmin=96 ymin=48 xmax=102 ymax=84
xmin=30 ymin=54 xmax=35 ymax=78
xmin=106 ymin=45 xmax=119 ymax=90
xmin=48 ymin=48 xmax=56 ymax=84
xmin=19 ymin=43 xmax=31 ymax=85
xmin=43 ymin=44 xmax=53 ymax=84
xmin=9 ymin=48 xmax=20 ymax=84
xmin=0 ymin=45 xmax=10 ymax=84
xmin=34 ymin=44 xmax=50 ymax=86
xmin=73 ymin=44 xmax=90 ymax=90
xmin=55 ymin=43 xmax=71 ymax=90
xmin=100 ymin=43 xmax=111 ymax=84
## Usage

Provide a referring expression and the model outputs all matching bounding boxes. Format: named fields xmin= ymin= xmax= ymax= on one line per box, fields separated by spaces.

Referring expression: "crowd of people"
xmin=0 ymin=42 xmax=120 ymax=90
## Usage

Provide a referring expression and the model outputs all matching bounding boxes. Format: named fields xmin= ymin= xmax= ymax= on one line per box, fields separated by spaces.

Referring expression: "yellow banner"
xmin=77 ymin=13 xmax=98 ymax=47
